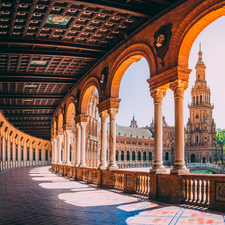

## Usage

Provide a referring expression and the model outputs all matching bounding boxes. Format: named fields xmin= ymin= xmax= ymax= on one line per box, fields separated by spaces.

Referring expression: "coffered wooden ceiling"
xmin=0 ymin=0 xmax=183 ymax=140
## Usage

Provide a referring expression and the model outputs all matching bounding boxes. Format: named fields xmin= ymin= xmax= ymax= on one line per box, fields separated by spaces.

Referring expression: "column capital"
xmin=99 ymin=110 xmax=108 ymax=122
xmin=63 ymin=124 xmax=72 ymax=131
xmin=170 ymin=80 xmax=188 ymax=98
xmin=107 ymin=108 xmax=118 ymax=120
xmin=75 ymin=114 xmax=88 ymax=124
xmin=97 ymin=97 xmax=121 ymax=113
xmin=80 ymin=121 xmax=87 ymax=129
xmin=150 ymin=88 xmax=167 ymax=103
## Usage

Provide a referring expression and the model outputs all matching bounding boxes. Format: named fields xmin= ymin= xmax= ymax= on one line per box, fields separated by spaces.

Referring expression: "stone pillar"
xmin=79 ymin=122 xmax=87 ymax=167
xmin=57 ymin=135 xmax=63 ymax=164
xmin=7 ymin=139 xmax=10 ymax=169
xmin=90 ymin=140 xmax=93 ymax=167
xmin=75 ymin=123 xmax=81 ymax=167
xmin=99 ymin=111 xmax=108 ymax=170
xmin=18 ymin=141 xmax=21 ymax=167
xmin=35 ymin=145 xmax=39 ymax=165
xmin=23 ymin=143 xmax=27 ymax=167
xmin=2 ymin=135 xmax=6 ymax=170
xmin=150 ymin=88 xmax=167 ymax=173
xmin=12 ymin=140 xmax=16 ymax=168
xmin=170 ymin=80 xmax=189 ymax=174
xmin=29 ymin=144 xmax=33 ymax=166
xmin=96 ymin=142 xmax=99 ymax=167
xmin=107 ymin=108 xmax=118 ymax=170
xmin=41 ymin=145 xmax=45 ymax=165
xmin=65 ymin=130 xmax=70 ymax=164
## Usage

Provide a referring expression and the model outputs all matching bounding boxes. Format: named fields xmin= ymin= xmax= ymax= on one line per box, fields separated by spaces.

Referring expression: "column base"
xmin=150 ymin=166 xmax=168 ymax=174
xmin=170 ymin=166 xmax=189 ymax=174
xmin=107 ymin=163 xmax=118 ymax=171
xmin=98 ymin=163 xmax=108 ymax=170
xmin=79 ymin=163 xmax=87 ymax=168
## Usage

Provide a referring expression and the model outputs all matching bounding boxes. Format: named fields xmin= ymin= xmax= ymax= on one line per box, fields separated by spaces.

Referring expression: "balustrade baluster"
xmin=193 ymin=179 xmax=196 ymax=202
xmin=196 ymin=179 xmax=200 ymax=203
xmin=144 ymin=176 xmax=146 ymax=194
xmin=189 ymin=179 xmax=192 ymax=202
xmin=185 ymin=179 xmax=188 ymax=201
xmin=141 ymin=176 xmax=143 ymax=193
xmin=201 ymin=180 xmax=205 ymax=204
xmin=205 ymin=180 xmax=209 ymax=205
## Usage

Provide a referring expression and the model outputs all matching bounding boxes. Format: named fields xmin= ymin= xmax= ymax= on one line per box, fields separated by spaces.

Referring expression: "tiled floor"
xmin=0 ymin=166 xmax=224 ymax=225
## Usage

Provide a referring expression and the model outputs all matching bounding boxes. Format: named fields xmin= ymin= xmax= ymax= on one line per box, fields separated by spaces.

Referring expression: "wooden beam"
xmin=1 ymin=39 xmax=108 ymax=53
xmin=4 ymin=114 xmax=52 ymax=117
xmin=0 ymin=49 xmax=100 ymax=60
xmin=1 ymin=105 xmax=56 ymax=109
xmin=0 ymin=94 xmax=63 ymax=99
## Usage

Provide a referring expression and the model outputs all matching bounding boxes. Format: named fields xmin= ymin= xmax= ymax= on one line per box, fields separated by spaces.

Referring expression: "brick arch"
xmin=65 ymin=96 xmax=76 ymax=125
xmin=79 ymin=77 xmax=100 ymax=115
xmin=107 ymin=43 xmax=156 ymax=98
xmin=170 ymin=1 xmax=225 ymax=69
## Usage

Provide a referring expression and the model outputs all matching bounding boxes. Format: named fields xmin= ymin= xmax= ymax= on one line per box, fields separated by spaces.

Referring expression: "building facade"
xmin=185 ymin=46 xmax=220 ymax=163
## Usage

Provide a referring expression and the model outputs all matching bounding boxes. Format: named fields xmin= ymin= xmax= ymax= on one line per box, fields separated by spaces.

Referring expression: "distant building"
xmin=185 ymin=46 xmax=219 ymax=163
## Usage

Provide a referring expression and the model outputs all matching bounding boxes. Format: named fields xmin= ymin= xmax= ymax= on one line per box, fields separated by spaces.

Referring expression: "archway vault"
xmin=108 ymin=43 xmax=156 ymax=98
xmin=177 ymin=3 xmax=225 ymax=68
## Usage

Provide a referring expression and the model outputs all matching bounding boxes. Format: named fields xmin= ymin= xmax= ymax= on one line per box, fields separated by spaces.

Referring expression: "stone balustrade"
xmin=51 ymin=163 xmax=225 ymax=211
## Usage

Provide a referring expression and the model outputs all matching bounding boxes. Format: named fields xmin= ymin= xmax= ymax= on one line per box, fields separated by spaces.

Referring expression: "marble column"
xmin=65 ymin=130 xmax=70 ymax=164
xmin=41 ymin=145 xmax=45 ymax=165
xmin=18 ymin=141 xmax=21 ymax=167
xmin=170 ymin=80 xmax=189 ymax=174
xmin=79 ymin=122 xmax=87 ymax=167
xmin=12 ymin=140 xmax=16 ymax=168
xmin=99 ymin=111 xmax=108 ymax=170
xmin=107 ymin=108 xmax=118 ymax=170
xmin=150 ymin=88 xmax=167 ymax=173
xmin=29 ymin=144 xmax=33 ymax=166
xmin=7 ymin=139 xmax=10 ymax=169
xmin=35 ymin=145 xmax=39 ymax=165
xmin=2 ymin=135 xmax=6 ymax=170
xmin=57 ymin=135 xmax=63 ymax=164
xmin=75 ymin=123 xmax=81 ymax=167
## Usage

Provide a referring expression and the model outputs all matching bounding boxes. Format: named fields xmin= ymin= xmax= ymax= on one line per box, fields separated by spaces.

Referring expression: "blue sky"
xmin=116 ymin=16 xmax=225 ymax=129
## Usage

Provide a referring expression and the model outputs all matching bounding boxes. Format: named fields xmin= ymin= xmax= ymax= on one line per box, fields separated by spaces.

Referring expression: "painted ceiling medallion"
xmin=46 ymin=15 xmax=71 ymax=25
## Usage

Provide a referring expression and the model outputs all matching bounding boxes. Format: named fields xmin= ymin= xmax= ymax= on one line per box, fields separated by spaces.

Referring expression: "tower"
xmin=130 ymin=114 xmax=138 ymax=128
xmin=185 ymin=45 xmax=217 ymax=163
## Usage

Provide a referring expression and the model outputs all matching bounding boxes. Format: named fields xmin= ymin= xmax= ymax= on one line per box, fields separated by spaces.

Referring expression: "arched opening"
xmin=149 ymin=152 xmax=152 ymax=161
xmin=165 ymin=152 xmax=169 ymax=161
xmin=132 ymin=151 xmax=136 ymax=161
xmin=138 ymin=151 xmax=141 ymax=161
xmin=143 ymin=152 xmax=146 ymax=161
xmin=80 ymin=85 xmax=99 ymax=167
xmin=121 ymin=150 xmax=124 ymax=161
xmin=191 ymin=154 xmax=196 ymax=163
xmin=127 ymin=151 xmax=130 ymax=161
xmin=116 ymin=150 xmax=119 ymax=161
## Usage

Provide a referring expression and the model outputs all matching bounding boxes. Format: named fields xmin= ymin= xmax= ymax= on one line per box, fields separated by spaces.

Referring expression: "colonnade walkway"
xmin=1 ymin=167 xmax=225 ymax=225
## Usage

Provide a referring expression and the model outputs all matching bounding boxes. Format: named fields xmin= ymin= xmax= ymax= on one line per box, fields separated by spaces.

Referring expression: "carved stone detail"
xmin=150 ymin=88 xmax=167 ymax=103
xmin=170 ymin=80 xmax=188 ymax=97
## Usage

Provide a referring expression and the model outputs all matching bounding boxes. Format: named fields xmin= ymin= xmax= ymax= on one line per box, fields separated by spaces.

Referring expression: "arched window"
xmin=149 ymin=152 xmax=152 ymax=161
xmin=121 ymin=151 xmax=124 ymax=161
xmin=143 ymin=152 xmax=146 ymax=161
xmin=132 ymin=151 xmax=135 ymax=161
xmin=127 ymin=151 xmax=130 ymax=161
xmin=138 ymin=151 xmax=141 ymax=161
xmin=116 ymin=150 xmax=119 ymax=161
xmin=165 ymin=152 xmax=169 ymax=161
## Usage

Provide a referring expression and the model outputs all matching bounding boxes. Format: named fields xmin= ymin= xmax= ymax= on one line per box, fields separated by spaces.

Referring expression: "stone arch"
xmin=65 ymin=96 xmax=76 ymax=125
xmin=121 ymin=150 xmax=125 ymax=161
xmin=79 ymin=78 xmax=100 ymax=115
xmin=132 ymin=151 xmax=136 ymax=161
xmin=143 ymin=151 xmax=147 ymax=161
xmin=126 ymin=151 xmax=130 ymax=161
xmin=171 ymin=1 xmax=225 ymax=69
xmin=116 ymin=150 xmax=119 ymax=161
xmin=108 ymin=43 xmax=156 ymax=98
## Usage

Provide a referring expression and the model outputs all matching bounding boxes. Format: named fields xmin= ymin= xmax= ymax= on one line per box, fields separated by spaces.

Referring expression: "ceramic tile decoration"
xmin=46 ymin=15 xmax=71 ymax=25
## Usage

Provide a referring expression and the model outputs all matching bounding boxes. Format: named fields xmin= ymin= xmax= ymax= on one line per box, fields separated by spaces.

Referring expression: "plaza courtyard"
xmin=0 ymin=166 xmax=224 ymax=225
